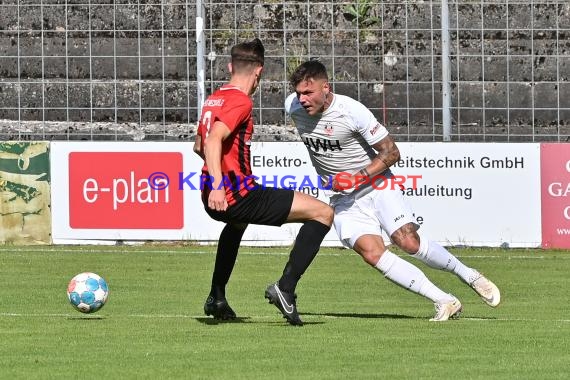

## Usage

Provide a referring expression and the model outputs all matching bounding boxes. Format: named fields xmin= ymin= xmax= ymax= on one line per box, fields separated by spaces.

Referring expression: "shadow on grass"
xmin=195 ymin=317 xmax=325 ymax=325
xmin=66 ymin=316 xmax=105 ymax=320
xmin=303 ymin=312 xmax=501 ymax=321
xmin=301 ymin=312 xmax=417 ymax=320
xmin=195 ymin=317 xmax=251 ymax=325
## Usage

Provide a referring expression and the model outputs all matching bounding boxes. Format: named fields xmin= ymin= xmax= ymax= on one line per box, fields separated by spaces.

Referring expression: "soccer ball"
xmin=67 ymin=272 xmax=109 ymax=313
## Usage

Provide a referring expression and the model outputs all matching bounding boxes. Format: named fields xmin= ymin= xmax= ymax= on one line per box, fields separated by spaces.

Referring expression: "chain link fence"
xmin=0 ymin=1 xmax=568 ymax=142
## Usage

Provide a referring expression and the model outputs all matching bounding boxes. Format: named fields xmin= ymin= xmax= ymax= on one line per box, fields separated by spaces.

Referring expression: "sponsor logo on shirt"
xmin=204 ymin=98 xmax=225 ymax=107
xmin=370 ymin=123 xmax=382 ymax=136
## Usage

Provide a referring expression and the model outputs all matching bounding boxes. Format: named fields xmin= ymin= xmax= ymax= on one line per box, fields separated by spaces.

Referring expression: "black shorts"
xmin=203 ymin=187 xmax=294 ymax=226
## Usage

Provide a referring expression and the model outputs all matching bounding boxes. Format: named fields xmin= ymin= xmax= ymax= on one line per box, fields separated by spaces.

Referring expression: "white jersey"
xmin=286 ymin=93 xmax=417 ymax=245
xmin=285 ymin=92 xmax=392 ymax=197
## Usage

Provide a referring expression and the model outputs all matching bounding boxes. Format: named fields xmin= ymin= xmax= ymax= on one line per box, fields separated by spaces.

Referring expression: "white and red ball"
xmin=67 ymin=272 xmax=109 ymax=313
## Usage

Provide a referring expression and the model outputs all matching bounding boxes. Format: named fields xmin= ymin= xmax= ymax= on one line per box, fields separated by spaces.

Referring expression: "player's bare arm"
xmin=331 ymin=134 xmax=401 ymax=191
xmin=193 ymin=135 xmax=204 ymax=159
xmin=363 ymin=135 xmax=400 ymax=176
xmin=204 ymin=120 xmax=232 ymax=211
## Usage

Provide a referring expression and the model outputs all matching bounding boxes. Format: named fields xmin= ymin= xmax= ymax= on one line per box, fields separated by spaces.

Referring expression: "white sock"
xmin=413 ymin=235 xmax=479 ymax=284
xmin=375 ymin=250 xmax=454 ymax=303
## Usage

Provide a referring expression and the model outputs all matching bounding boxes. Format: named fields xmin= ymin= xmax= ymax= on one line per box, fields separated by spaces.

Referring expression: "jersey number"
xmin=201 ymin=110 xmax=212 ymax=138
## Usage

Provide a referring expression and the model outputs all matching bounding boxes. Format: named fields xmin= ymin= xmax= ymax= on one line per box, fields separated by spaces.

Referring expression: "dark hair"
xmin=289 ymin=60 xmax=329 ymax=88
xmin=230 ymin=38 xmax=265 ymax=73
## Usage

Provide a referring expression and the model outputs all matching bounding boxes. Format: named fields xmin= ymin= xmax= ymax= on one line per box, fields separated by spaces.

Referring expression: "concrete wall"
xmin=0 ymin=2 xmax=569 ymax=141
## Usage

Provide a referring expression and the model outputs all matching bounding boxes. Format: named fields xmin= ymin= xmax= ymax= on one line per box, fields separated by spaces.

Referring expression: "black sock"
xmin=278 ymin=220 xmax=331 ymax=293
xmin=210 ymin=223 xmax=247 ymax=299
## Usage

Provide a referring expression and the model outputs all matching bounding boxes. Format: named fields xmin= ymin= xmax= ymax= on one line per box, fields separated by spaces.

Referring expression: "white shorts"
xmin=331 ymin=185 xmax=418 ymax=249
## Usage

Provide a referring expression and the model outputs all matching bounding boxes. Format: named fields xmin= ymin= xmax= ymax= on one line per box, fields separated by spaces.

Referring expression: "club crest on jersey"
xmin=324 ymin=123 xmax=334 ymax=136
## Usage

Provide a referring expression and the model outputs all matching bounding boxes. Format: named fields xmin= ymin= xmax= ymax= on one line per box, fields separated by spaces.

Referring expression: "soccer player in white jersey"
xmin=285 ymin=60 xmax=501 ymax=321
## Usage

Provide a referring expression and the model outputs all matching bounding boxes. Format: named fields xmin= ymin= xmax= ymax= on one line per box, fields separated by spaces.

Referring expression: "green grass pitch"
xmin=1 ymin=245 xmax=569 ymax=379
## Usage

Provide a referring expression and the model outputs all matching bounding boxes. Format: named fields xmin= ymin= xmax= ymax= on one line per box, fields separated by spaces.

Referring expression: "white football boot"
xmin=469 ymin=273 xmax=501 ymax=307
xmin=429 ymin=297 xmax=463 ymax=322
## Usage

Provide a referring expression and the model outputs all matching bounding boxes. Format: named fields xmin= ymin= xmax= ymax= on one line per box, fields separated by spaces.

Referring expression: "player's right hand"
xmin=322 ymin=172 xmax=355 ymax=195
xmin=208 ymin=189 xmax=228 ymax=211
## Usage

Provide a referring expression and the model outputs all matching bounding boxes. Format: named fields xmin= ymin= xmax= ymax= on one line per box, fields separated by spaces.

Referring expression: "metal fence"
xmin=0 ymin=1 xmax=569 ymax=142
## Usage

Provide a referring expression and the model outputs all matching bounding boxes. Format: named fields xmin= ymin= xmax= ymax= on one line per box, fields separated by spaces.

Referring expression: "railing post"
xmin=441 ymin=0 xmax=452 ymax=141
xmin=196 ymin=0 xmax=205 ymax=121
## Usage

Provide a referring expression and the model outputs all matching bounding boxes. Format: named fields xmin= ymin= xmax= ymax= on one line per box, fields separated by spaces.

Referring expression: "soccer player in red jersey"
xmin=194 ymin=39 xmax=333 ymax=326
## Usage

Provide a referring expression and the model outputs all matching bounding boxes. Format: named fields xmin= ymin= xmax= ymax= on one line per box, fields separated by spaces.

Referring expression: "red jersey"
xmin=197 ymin=85 xmax=256 ymax=205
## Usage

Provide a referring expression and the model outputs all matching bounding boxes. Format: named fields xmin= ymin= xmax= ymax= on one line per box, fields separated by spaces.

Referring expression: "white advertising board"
xmin=391 ymin=142 xmax=541 ymax=247
xmin=247 ymin=142 xmax=542 ymax=247
xmin=51 ymin=141 xmax=541 ymax=247
xmin=50 ymin=141 xmax=338 ymax=245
